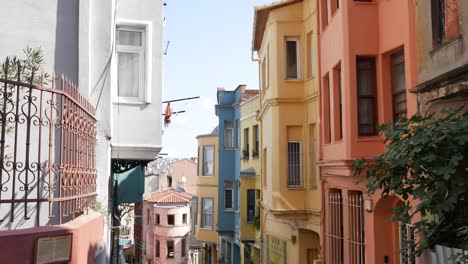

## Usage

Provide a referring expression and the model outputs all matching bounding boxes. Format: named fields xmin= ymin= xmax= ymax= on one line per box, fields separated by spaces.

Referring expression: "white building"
xmin=0 ymin=0 xmax=163 ymax=263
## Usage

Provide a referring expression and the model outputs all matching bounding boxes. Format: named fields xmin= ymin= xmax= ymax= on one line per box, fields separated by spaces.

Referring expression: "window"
xmin=147 ymin=209 xmax=150 ymax=225
xmin=391 ymin=52 xmax=407 ymax=121
xmin=203 ymin=145 xmax=214 ymax=176
xmin=253 ymin=125 xmax=259 ymax=158
xmin=306 ymin=32 xmax=315 ymax=79
xmin=323 ymin=74 xmax=331 ymax=143
xmin=321 ymin=0 xmax=329 ymax=30
xmin=309 ymin=124 xmax=318 ymax=189
xmin=285 ymin=38 xmax=300 ymax=79
xmin=116 ymin=26 xmax=146 ymax=102
xmin=261 ymin=59 xmax=266 ymax=89
xmin=356 ymin=57 xmax=378 ymax=136
xmin=224 ymin=181 xmax=234 ymax=210
xmin=201 ymin=198 xmax=213 ymax=229
xmin=347 ymin=191 xmax=365 ymax=264
xmin=167 ymin=176 xmax=172 ymax=188
xmin=226 ymin=241 xmax=232 ymax=263
xmin=193 ymin=198 xmax=198 ymax=226
xmin=167 ymin=241 xmax=174 ymax=258
xmin=243 ymin=128 xmax=250 ymax=159
xmin=333 ymin=63 xmax=343 ymax=141
xmin=167 ymin=214 xmax=175 ymax=225
xmin=181 ymin=238 xmax=187 ymax=257
xmin=197 ymin=147 xmax=200 ymax=176
xmin=236 ymin=119 xmax=241 ymax=149
xmin=326 ymin=189 xmax=343 ymax=264
xmin=224 ymin=121 xmax=234 ymax=149
xmin=155 ymin=214 xmax=160 ymax=225
xmin=431 ymin=0 xmax=460 ymax=46
xmin=155 ymin=240 xmax=160 ymax=258
xmin=287 ymin=141 xmax=302 ymax=188
xmin=182 ymin=213 xmax=187 ymax=224
xmin=331 ymin=0 xmax=339 ymax=15
xmin=247 ymin=189 xmax=256 ymax=223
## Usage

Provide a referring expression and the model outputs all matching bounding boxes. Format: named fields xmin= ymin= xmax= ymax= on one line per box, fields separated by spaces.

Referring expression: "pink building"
xmin=142 ymin=188 xmax=193 ymax=264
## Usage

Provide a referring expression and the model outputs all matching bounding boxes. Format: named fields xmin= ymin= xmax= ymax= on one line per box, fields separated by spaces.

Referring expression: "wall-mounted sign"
xmin=267 ymin=235 xmax=287 ymax=264
xmin=35 ymin=234 xmax=72 ymax=264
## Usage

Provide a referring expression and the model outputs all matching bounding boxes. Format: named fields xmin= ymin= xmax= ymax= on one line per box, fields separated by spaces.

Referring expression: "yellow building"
xmin=252 ymin=0 xmax=321 ymax=263
xmin=239 ymin=95 xmax=262 ymax=264
xmin=195 ymin=128 xmax=219 ymax=264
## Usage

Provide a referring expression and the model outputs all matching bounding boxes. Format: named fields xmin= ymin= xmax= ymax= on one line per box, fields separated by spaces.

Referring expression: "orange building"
xmin=317 ymin=0 xmax=418 ymax=263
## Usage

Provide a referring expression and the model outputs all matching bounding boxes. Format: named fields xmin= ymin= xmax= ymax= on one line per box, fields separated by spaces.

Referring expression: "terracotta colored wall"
xmin=0 ymin=212 xmax=104 ymax=264
xmin=318 ymin=0 xmax=418 ymax=263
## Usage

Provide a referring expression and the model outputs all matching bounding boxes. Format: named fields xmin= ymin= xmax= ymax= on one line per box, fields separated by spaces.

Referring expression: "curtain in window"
xmin=117 ymin=52 xmax=140 ymax=97
xmin=224 ymin=121 xmax=233 ymax=148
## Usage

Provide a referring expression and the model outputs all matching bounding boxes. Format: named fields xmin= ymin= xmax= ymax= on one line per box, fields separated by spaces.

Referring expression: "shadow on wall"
xmin=54 ymin=0 xmax=79 ymax=82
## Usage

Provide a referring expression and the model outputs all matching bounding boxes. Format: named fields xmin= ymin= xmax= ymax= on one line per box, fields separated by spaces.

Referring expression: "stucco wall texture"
xmin=143 ymin=203 xmax=191 ymax=264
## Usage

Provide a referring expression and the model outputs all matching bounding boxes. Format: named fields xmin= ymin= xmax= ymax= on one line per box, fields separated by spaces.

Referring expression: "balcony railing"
xmin=0 ymin=60 xmax=97 ymax=225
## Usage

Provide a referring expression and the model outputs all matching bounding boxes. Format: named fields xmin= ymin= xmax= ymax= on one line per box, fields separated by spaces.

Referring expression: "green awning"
xmin=115 ymin=165 xmax=144 ymax=204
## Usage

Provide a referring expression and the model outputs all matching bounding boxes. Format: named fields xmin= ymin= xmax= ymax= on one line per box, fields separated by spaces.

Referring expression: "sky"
xmin=161 ymin=0 xmax=272 ymax=158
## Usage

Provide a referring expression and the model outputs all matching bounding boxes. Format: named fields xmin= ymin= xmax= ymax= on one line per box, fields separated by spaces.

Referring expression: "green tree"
xmin=353 ymin=107 xmax=468 ymax=261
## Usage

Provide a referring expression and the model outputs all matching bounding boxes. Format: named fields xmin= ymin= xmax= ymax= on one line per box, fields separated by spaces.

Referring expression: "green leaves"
xmin=353 ymin=106 xmax=468 ymax=258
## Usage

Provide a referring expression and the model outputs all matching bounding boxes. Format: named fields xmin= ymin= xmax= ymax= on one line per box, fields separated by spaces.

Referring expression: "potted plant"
xmin=251 ymin=149 xmax=259 ymax=159
xmin=242 ymin=149 xmax=250 ymax=160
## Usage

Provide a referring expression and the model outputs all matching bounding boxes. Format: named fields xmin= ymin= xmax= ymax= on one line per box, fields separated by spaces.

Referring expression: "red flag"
xmin=164 ymin=102 xmax=172 ymax=127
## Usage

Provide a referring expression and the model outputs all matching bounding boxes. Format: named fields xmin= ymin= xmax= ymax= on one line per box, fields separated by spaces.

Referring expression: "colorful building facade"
xmin=239 ymin=95 xmax=262 ymax=264
xmin=195 ymin=127 xmax=220 ymax=264
xmin=252 ymin=0 xmax=322 ymax=263
xmin=317 ymin=0 xmax=418 ymax=263
xmin=142 ymin=188 xmax=193 ymax=264
xmin=215 ymin=85 xmax=259 ymax=264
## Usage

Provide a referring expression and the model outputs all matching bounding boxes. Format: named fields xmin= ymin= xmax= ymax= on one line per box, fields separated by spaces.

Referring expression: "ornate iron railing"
xmin=0 ymin=60 xmax=97 ymax=225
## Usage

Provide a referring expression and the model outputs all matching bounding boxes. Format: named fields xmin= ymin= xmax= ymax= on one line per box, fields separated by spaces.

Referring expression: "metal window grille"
xmin=287 ymin=141 xmax=302 ymax=187
xmin=399 ymin=222 xmax=415 ymax=264
xmin=266 ymin=235 xmax=287 ymax=263
xmin=347 ymin=191 xmax=365 ymax=264
xmin=327 ymin=189 xmax=344 ymax=264
xmin=0 ymin=65 xmax=97 ymax=225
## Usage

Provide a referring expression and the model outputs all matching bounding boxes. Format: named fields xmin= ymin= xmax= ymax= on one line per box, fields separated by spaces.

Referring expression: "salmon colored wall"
xmin=0 ymin=212 xmax=104 ymax=264
xmin=319 ymin=0 xmax=418 ymax=263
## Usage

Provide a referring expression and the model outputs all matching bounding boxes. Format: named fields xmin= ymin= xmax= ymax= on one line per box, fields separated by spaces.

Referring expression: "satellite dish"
xmin=181 ymin=176 xmax=187 ymax=183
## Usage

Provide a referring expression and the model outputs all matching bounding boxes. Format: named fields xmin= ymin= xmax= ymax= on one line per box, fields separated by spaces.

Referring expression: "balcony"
xmin=0 ymin=60 xmax=97 ymax=227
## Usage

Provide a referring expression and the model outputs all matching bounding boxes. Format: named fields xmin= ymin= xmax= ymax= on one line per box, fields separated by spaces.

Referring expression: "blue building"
xmin=215 ymin=85 xmax=257 ymax=264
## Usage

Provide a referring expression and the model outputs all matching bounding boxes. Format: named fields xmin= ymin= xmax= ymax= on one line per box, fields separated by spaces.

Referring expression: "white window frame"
xmin=201 ymin=198 xmax=213 ymax=230
xmin=202 ymin=145 xmax=215 ymax=176
xmin=224 ymin=120 xmax=234 ymax=149
xmin=287 ymin=141 xmax=303 ymax=188
xmin=224 ymin=182 xmax=234 ymax=211
xmin=285 ymin=37 xmax=301 ymax=80
xmin=113 ymin=19 xmax=153 ymax=104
